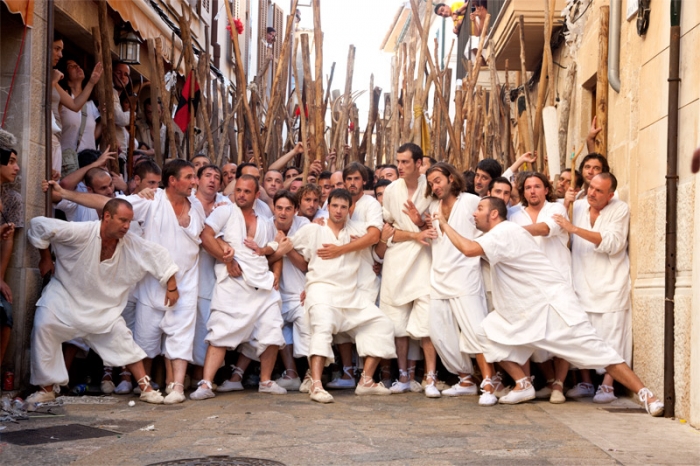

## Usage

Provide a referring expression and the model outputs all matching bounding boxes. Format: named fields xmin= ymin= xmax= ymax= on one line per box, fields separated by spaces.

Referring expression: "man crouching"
xmin=27 ymin=198 xmax=178 ymax=405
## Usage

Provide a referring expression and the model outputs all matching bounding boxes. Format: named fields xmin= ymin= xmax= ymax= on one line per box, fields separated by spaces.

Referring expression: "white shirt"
xmin=255 ymin=198 xmax=273 ymax=219
xmin=28 ymin=217 xmax=178 ymax=334
xmin=60 ymin=100 xmax=100 ymax=152
xmin=279 ymin=215 xmax=310 ymax=305
xmin=508 ymin=201 xmax=572 ymax=284
xmin=56 ymin=182 xmax=99 ymax=223
xmin=475 ymin=221 xmax=589 ymax=345
xmin=290 ymin=220 xmax=368 ymax=310
xmin=206 ymin=202 xmax=277 ymax=290
xmin=381 ymin=175 xmax=433 ymax=305
xmin=351 ymin=194 xmax=383 ymax=297
xmin=126 ymin=189 xmax=205 ymax=310
xmin=430 ymin=193 xmax=483 ymax=299
xmin=198 ymin=194 xmax=231 ymax=300
xmin=571 ymin=198 xmax=631 ymax=314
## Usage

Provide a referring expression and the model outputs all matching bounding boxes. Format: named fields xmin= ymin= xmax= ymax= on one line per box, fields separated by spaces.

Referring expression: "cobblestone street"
xmin=1 ymin=389 xmax=699 ymax=465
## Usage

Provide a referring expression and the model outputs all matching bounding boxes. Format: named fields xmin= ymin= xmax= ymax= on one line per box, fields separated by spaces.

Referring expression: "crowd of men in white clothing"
xmin=22 ymin=139 xmax=665 ymax=417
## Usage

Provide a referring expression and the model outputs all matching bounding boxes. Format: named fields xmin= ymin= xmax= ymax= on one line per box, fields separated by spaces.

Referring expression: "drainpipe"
xmin=608 ymin=0 xmax=621 ymax=92
xmin=44 ymin=0 xmax=54 ymax=217
xmin=664 ymin=0 xmax=681 ymax=418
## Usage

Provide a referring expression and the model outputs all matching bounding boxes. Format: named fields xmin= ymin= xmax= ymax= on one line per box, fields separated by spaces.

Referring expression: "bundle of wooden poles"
xmin=91 ymin=0 xmax=601 ymax=180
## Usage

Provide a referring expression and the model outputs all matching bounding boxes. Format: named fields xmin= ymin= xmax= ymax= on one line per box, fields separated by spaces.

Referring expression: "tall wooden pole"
xmin=263 ymin=1 xmax=298 ymax=156
xmin=518 ymin=15 xmax=536 ymax=156
xmin=146 ymin=39 xmax=163 ymax=165
xmin=154 ymin=38 xmax=179 ymax=159
xmin=223 ymin=0 xmax=261 ymax=168
xmin=334 ymin=45 xmax=355 ymax=155
xmin=95 ymin=2 xmax=119 ymax=173
xmin=596 ymin=6 xmax=609 ymax=156
xmin=311 ymin=0 xmax=325 ymax=161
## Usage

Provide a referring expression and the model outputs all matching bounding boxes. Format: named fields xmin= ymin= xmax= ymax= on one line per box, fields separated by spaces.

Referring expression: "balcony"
xmin=487 ymin=0 xmax=567 ymax=71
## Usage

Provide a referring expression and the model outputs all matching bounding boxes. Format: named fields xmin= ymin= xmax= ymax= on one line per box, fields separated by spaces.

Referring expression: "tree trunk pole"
xmin=94 ymin=4 xmax=119 ymax=174
xmin=596 ymin=6 xmax=609 ymax=156
xmin=224 ymin=0 xmax=261 ymax=168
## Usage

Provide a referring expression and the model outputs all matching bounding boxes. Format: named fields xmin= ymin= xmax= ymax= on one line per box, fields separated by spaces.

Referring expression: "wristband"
xmin=168 ymin=288 xmax=177 ymax=292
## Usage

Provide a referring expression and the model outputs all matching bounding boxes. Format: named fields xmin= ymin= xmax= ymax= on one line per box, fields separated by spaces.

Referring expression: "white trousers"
xmin=192 ymin=297 xmax=212 ymax=366
xmin=308 ymin=303 xmax=396 ymax=366
xmin=134 ymin=299 xmax=196 ymax=362
xmin=380 ymin=294 xmax=431 ymax=338
xmin=31 ymin=306 xmax=146 ymax=387
xmin=588 ymin=310 xmax=632 ymax=367
xmin=206 ymin=296 xmax=285 ymax=362
xmin=430 ymin=294 xmax=489 ymax=375
xmin=281 ymin=300 xmax=310 ymax=358
xmin=478 ymin=307 xmax=624 ymax=371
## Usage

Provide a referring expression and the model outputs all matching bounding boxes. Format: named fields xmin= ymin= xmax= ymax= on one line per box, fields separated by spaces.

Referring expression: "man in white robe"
xmin=267 ymin=190 xmax=312 ymax=391
xmin=289 ymin=189 xmax=396 ymax=403
xmin=508 ymin=172 xmax=572 ymax=403
xmin=191 ymin=165 xmax=229 ymax=388
xmin=424 ymin=163 xmax=497 ymax=405
xmin=554 ymin=173 xmax=632 ymax=404
xmin=380 ymin=143 xmax=438 ymax=396
xmin=53 ymin=159 xmax=206 ymax=404
xmin=438 ymin=196 xmax=664 ymax=417
xmin=26 ymin=199 xmax=178 ymax=405
xmin=328 ymin=163 xmax=383 ymax=389
xmin=190 ymin=175 xmax=286 ymax=400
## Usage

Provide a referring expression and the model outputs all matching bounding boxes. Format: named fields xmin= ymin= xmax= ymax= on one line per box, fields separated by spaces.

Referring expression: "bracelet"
xmin=379 ymin=238 xmax=388 ymax=244
xmin=168 ymin=288 xmax=177 ymax=292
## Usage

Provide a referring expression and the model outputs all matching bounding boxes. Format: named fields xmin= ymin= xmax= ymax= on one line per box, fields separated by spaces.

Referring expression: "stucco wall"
xmin=553 ymin=0 xmax=699 ymax=424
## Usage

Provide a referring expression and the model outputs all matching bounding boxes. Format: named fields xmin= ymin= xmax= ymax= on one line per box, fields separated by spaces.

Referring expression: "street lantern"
xmin=118 ymin=30 xmax=141 ymax=64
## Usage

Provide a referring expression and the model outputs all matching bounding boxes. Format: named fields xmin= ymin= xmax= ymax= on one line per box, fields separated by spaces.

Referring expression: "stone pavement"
xmin=1 ymin=389 xmax=699 ymax=465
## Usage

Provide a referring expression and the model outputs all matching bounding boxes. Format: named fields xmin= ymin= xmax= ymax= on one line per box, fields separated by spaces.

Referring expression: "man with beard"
xmin=191 ymin=175 xmax=286 ymax=399
xmin=436 ymin=197 xmax=663 ymax=417
xmin=508 ymin=172 xmax=572 ymax=403
xmin=424 ymin=163 xmax=497 ymax=405
xmin=381 ymin=143 xmax=437 ymax=397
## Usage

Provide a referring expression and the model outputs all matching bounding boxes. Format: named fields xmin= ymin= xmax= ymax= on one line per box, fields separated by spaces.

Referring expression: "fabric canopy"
xmin=2 ymin=0 xmax=34 ymax=27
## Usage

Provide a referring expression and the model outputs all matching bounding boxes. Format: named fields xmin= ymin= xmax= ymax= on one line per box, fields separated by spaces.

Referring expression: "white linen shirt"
xmin=290 ymin=220 xmax=368 ymax=310
xmin=571 ymin=198 xmax=631 ymax=314
xmin=475 ymin=221 xmax=589 ymax=345
xmin=508 ymin=201 xmax=572 ymax=284
xmin=430 ymin=193 xmax=483 ymax=299
xmin=28 ymin=217 xmax=178 ymax=334
xmin=381 ymin=175 xmax=433 ymax=305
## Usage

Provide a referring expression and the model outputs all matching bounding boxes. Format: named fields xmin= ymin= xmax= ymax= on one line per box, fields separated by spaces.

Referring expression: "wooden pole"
xmin=311 ymin=0 xmax=324 ymax=161
xmin=451 ymin=83 xmax=463 ymax=166
xmin=293 ymin=39 xmax=310 ymax=181
xmin=558 ymin=61 xmax=577 ymax=171
xmin=301 ymin=33 xmax=317 ymax=164
xmin=408 ymin=0 xmax=461 ymax=157
xmin=504 ymin=59 xmax=514 ymax=166
xmin=334 ymin=45 xmax=355 ymax=155
xmin=596 ymin=6 xmax=609 ymax=156
xmin=94 ymin=4 xmax=119 ymax=174
xmin=263 ymin=1 xmax=298 ymax=156
xmin=390 ymin=54 xmax=400 ymax=157
xmin=196 ymin=53 xmax=216 ymax=157
xmin=411 ymin=0 xmax=433 ymax=146
xmin=154 ymin=38 xmax=179 ymax=160
xmin=350 ymin=104 xmax=360 ymax=162
xmin=223 ymin=0 xmax=261 ymax=169
xmin=518 ymin=15 xmax=536 ymax=156
xmin=488 ymin=53 xmax=503 ymax=162
xmin=146 ymin=39 xmax=164 ymax=166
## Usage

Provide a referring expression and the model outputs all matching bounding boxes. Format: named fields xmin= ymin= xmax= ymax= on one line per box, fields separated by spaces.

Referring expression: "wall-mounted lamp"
xmin=118 ymin=29 xmax=142 ymax=64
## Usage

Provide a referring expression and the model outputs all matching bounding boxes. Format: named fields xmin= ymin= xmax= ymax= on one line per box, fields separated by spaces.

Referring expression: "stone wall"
xmin=551 ymin=0 xmax=700 ymax=424
xmin=0 ymin=1 xmax=50 ymax=387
